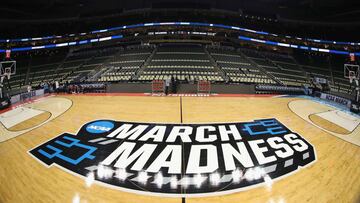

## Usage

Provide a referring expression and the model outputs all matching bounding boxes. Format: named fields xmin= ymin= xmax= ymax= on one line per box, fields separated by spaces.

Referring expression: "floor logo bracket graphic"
xmin=30 ymin=118 xmax=316 ymax=197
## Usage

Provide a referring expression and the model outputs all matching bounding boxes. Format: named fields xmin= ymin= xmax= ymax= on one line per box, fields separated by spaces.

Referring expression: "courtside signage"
xmin=30 ymin=119 xmax=316 ymax=197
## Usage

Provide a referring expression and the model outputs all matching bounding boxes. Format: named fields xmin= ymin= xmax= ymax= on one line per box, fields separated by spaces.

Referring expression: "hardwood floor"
xmin=0 ymin=95 xmax=359 ymax=203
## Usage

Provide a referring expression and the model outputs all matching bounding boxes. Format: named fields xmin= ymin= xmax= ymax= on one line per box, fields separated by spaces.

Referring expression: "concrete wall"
xmin=212 ymin=84 xmax=255 ymax=94
xmin=107 ymin=83 xmax=151 ymax=93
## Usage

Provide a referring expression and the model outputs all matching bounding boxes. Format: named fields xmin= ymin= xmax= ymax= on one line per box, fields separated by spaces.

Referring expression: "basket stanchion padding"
xmin=197 ymin=80 xmax=211 ymax=94
xmin=152 ymin=80 xmax=165 ymax=94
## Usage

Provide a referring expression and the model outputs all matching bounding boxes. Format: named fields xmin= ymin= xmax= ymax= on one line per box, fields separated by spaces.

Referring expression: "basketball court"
xmin=0 ymin=94 xmax=359 ymax=203
xmin=0 ymin=2 xmax=360 ymax=202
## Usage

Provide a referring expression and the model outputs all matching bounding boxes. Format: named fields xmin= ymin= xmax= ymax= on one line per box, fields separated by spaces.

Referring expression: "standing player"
xmin=165 ymin=77 xmax=171 ymax=95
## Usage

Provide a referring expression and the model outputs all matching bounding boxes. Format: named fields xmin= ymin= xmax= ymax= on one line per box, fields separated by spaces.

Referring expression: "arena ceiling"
xmin=0 ymin=0 xmax=359 ymax=41
xmin=1 ymin=0 xmax=359 ymax=22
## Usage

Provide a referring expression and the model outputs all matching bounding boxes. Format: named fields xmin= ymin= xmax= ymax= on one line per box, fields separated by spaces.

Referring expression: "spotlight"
xmin=170 ymin=176 xmax=178 ymax=189
xmin=253 ymin=167 xmax=266 ymax=180
xmin=231 ymin=168 xmax=243 ymax=183
xmin=245 ymin=168 xmax=255 ymax=181
xmin=263 ymin=175 xmax=273 ymax=191
xmin=279 ymin=197 xmax=286 ymax=203
xmin=97 ymin=165 xmax=104 ymax=178
xmin=138 ymin=171 xmax=148 ymax=184
xmin=210 ymin=172 xmax=221 ymax=186
xmin=154 ymin=172 xmax=163 ymax=188
xmin=85 ymin=172 xmax=95 ymax=187
xmin=97 ymin=164 xmax=113 ymax=179
xmin=115 ymin=168 xmax=127 ymax=181
xmin=182 ymin=176 xmax=189 ymax=189
xmin=193 ymin=174 xmax=205 ymax=188
xmin=72 ymin=193 xmax=80 ymax=203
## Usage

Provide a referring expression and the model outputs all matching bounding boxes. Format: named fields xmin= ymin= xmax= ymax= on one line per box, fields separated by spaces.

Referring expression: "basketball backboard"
xmin=344 ymin=64 xmax=359 ymax=81
xmin=0 ymin=60 xmax=16 ymax=78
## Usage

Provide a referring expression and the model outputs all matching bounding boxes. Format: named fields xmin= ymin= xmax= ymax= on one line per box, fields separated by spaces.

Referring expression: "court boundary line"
xmin=0 ymin=94 xmax=54 ymax=114
xmin=0 ymin=109 xmax=52 ymax=132
xmin=314 ymin=110 xmax=360 ymax=134
xmin=287 ymin=99 xmax=360 ymax=147
xmin=0 ymin=96 xmax=73 ymax=143
xmin=55 ymin=93 xmax=279 ymax=97
xmin=308 ymin=114 xmax=353 ymax=135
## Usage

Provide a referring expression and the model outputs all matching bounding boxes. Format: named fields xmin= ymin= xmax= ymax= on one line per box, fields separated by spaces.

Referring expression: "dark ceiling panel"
xmin=0 ymin=0 xmax=359 ymax=21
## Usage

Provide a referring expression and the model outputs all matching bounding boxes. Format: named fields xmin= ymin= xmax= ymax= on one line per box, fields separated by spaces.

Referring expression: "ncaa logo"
xmin=86 ymin=121 xmax=114 ymax=134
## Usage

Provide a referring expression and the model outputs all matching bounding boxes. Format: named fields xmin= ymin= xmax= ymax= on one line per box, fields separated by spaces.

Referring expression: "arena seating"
xmin=7 ymin=58 xmax=31 ymax=91
xmin=292 ymin=52 xmax=351 ymax=94
xmin=99 ymin=46 xmax=153 ymax=82
xmin=4 ymin=43 xmax=356 ymax=96
xmin=67 ymin=47 xmax=122 ymax=82
xmin=6 ymin=50 xmax=67 ymax=93
xmin=138 ymin=44 xmax=224 ymax=82
xmin=240 ymin=48 xmax=308 ymax=86
xmin=207 ymin=46 xmax=276 ymax=84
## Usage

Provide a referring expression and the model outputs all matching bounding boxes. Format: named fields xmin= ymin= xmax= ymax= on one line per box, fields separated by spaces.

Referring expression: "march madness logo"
xmin=29 ymin=119 xmax=316 ymax=197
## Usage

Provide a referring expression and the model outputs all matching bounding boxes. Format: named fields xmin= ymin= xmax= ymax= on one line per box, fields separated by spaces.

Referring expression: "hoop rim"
xmin=0 ymin=60 xmax=16 ymax=76
xmin=344 ymin=64 xmax=360 ymax=79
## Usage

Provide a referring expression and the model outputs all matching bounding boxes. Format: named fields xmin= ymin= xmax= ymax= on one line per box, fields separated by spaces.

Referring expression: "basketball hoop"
xmin=345 ymin=64 xmax=360 ymax=102
xmin=344 ymin=64 xmax=359 ymax=85
xmin=0 ymin=60 xmax=16 ymax=80
xmin=4 ymin=67 xmax=11 ymax=80
xmin=0 ymin=61 xmax=15 ymax=98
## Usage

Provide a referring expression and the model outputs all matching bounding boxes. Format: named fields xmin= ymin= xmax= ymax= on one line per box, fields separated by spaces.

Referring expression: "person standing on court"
xmin=55 ymin=80 xmax=59 ymax=94
xmin=165 ymin=77 xmax=171 ymax=95
xmin=171 ymin=76 xmax=176 ymax=94
xmin=27 ymin=83 xmax=32 ymax=93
